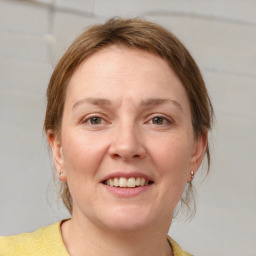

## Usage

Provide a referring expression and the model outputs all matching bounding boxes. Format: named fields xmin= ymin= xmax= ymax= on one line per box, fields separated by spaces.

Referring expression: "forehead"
xmin=66 ymin=45 xmax=190 ymax=111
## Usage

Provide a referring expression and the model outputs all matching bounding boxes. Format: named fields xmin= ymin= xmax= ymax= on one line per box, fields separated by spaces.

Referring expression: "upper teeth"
xmin=105 ymin=177 xmax=149 ymax=188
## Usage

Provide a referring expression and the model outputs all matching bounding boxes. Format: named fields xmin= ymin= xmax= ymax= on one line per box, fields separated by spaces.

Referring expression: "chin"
xmin=104 ymin=218 xmax=151 ymax=233
xmin=96 ymin=205 xmax=156 ymax=233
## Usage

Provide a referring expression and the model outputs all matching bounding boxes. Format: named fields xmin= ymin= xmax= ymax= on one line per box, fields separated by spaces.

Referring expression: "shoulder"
xmin=167 ymin=236 xmax=194 ymax=256
xmin=0 ymin=221 xmax=69 ymax=256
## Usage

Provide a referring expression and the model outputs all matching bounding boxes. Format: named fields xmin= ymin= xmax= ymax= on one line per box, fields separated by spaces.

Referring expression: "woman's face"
xmin=50 ymin=45 xmax=206 ymax=232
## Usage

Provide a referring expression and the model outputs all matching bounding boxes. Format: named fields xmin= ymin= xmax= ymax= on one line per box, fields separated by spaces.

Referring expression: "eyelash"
xmin=147 ymin=115 xmax=172 ymax=126
xmin=80 ymin=114 xmax=173 ymax=127
xmin=81 ymin=115 xmax=107 ymax=125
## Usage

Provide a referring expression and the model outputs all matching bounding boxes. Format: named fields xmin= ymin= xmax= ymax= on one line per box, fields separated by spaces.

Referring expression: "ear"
xmin=188 ymin=130 xmax=208 ymax=182
xmin=47 ymin=130 xmax=67 ymax=182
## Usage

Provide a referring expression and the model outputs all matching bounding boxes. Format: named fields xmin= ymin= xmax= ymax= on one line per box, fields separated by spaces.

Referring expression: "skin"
xmin=48 ymin=45 xmax=207 ymax=256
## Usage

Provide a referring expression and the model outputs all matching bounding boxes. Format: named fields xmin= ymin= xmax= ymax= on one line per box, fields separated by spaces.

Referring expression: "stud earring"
xmin=190 ymin=171 xmax=194 ymax=180
xmin=59 ymin=171 xmax=63 ymax=181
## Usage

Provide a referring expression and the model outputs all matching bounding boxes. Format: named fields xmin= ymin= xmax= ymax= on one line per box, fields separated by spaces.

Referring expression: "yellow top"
xmin=0 ymin=221 xmax=192 ymax=256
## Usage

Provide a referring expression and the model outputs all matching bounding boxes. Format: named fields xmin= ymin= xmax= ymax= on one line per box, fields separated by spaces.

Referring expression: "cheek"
xmin=149 ymin=135 xmax=192 ymax=197
xmin=151 ymin=135 xmax=192 ymax=174
xmin=61 ymin=130 xmax=108 ymax=178
xmin=60 ymin=131 xmax=110 ymax=208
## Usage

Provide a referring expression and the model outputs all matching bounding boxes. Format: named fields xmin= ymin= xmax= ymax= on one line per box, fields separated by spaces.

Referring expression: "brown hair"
xmin=44 ymin=17 xmax=213 ymax=215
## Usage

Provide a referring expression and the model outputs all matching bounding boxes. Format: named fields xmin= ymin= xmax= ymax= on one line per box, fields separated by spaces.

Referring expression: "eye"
xmin=82 ymin=115 xmax=106 ymax=125
xmin=150 ymin=116 xmax=170 ymax=125
xmin=89 ymin=116 xmax=103 ymax=125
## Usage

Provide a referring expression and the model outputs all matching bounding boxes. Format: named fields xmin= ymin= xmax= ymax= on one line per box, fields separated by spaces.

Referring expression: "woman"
xmin=0 ymin=17 xmax=213 ymax=256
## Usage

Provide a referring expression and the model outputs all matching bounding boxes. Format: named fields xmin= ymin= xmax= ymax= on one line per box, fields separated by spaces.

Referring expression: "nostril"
xmin=110 ymin=153 xmax=141 ymax=159
xmin=112 ymin=153 xmax=120 ymax=158
xmin=108 ymin=142 xmax=146 ymax=161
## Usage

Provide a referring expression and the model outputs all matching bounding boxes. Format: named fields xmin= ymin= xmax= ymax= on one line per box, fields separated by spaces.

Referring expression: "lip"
xmin=100 ymin=172 xmax=154 ymax=198
xmin=100 ymin=172 xmax=153 ymax=183
xmin=102 ymin=183 xmax=152 ymax=198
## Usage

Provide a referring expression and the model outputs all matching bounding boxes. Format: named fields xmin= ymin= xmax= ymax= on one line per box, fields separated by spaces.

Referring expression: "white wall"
xmin=0 ymin=0 xmax=255 ymax=255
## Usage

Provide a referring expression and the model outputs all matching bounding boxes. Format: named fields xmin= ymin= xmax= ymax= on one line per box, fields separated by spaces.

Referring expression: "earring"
xmin=59 ymin=171 xmax=63 ymax=181
xmin=190 ymin=171 xmax=194 ymax=180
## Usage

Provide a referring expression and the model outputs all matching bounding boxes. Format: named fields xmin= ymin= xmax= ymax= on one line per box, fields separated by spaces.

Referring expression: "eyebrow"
xmin=72 ymin=97 xmax=183 ymax=112
xmin=72 ymin=98 xmax=111 ymax=110
xmin=141 ymin=98 xmax=183 ymax=111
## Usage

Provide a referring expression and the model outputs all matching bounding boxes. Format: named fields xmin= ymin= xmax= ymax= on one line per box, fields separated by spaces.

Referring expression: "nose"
xmin=108 ymin=123 xmax=146 ymax=161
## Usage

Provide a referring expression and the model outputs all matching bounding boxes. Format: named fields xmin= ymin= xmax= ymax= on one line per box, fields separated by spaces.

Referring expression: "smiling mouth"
xmin=102 ymin=177 xmax=153 ymax=188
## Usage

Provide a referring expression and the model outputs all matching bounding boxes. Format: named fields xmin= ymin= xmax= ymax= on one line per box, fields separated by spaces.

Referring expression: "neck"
xmin=61 ymin=215 xmax=173 ymax=256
